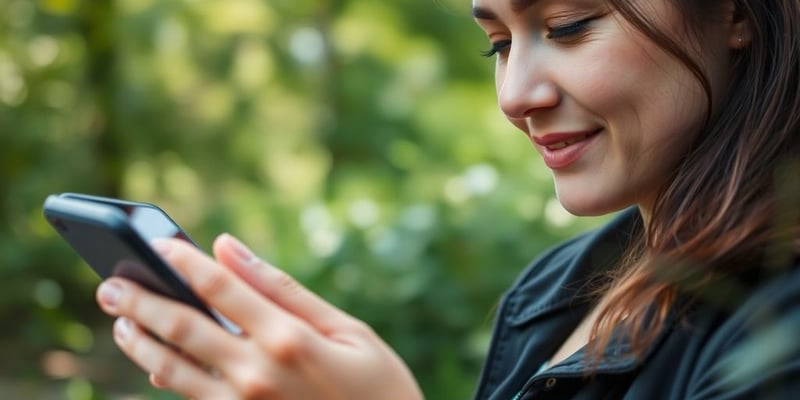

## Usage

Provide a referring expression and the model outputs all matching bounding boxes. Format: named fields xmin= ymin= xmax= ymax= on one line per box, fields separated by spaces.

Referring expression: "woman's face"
xmin=473 ymin=0 xmax=735 ymax=217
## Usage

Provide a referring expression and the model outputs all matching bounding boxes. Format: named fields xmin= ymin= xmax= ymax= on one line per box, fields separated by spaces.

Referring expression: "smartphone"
xmin=43 ymin=193 xmax=240 ymax=334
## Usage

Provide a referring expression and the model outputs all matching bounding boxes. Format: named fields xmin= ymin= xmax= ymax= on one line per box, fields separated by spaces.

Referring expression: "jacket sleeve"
xmin=685 ymin=269 xmax=800 ymax=399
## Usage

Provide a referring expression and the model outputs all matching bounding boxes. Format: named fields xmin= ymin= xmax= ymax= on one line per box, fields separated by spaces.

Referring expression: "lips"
xmin=543 ymin=132 xmax=594 ymax=150
xmin=532 ymin=129 xmax=602 ymax=150
xmin=532 ymin=128 xmax=603 ymax=169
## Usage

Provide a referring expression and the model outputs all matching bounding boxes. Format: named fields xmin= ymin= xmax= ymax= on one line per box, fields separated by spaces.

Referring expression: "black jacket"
xmin=474 ymin=209 xmax=800 ymax=399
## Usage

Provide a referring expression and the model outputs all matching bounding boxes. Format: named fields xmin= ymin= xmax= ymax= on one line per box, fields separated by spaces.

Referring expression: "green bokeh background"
xmin=0 ymin=0 xmax=607 ymax=398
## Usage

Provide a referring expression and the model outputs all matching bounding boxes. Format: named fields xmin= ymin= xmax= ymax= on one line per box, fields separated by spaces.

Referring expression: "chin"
xmin=555 ymin=189 xmax=631 ymax=217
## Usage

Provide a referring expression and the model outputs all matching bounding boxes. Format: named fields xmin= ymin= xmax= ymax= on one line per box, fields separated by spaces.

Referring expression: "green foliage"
xmin=0 ymin=0 xmax=607 ymax=397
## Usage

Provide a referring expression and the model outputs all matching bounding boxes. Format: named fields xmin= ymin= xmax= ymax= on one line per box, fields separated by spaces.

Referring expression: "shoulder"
xmin=685 ymin=262 xmax=800 ymax=399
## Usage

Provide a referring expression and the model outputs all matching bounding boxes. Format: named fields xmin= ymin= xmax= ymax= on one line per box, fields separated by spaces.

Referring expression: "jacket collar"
xmin=546 ymin=309 xmax=680 ymax=376
xmin=504 ymin=208 xmax=641 ymax=327
xmin=502 ymin=207 xmax=665 ymax=375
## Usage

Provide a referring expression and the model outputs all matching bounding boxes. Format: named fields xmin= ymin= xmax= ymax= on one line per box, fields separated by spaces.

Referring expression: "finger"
xmin=112 ymin=317 xmax=235 ymax=399
xmin=103 ymin=281 xmax=320 ymax=399
xmin=213 ymin=233 xmax=359 ymax=335
xmin=97 ymin=278 xmax=246 ymax=370
xmin=149 ymin=373 xmax=167 ymax=389
xmin=150 ymin=238 xmax=308 ymax=340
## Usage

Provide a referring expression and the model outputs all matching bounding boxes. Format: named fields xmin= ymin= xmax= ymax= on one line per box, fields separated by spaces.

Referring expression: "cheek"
xmin=563 ymin=38 xmax=705 ymax=142
xmin=554 ymin=39 xmax=648 ymax=130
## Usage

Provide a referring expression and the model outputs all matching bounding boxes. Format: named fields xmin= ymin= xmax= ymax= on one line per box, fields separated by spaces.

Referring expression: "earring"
xmin=738 ymin=34 xmax=744 ymax=45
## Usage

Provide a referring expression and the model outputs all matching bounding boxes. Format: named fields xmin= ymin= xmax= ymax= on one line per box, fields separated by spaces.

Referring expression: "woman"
xmin=96 ymin=0 xmax=800 ymax=398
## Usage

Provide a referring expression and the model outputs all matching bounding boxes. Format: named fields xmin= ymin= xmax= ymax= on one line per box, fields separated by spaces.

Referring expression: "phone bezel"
xmin=43 ymin=193 xmax=216 ymax=320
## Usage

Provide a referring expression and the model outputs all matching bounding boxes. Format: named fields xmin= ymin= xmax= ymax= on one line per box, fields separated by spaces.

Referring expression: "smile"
xmin=545 ymin=133 xmax=595 ymax=150
xmin=533 ymin=129 xmax=603 ymax=150
xmin=534 ymin=129 xmax=603 ymax=170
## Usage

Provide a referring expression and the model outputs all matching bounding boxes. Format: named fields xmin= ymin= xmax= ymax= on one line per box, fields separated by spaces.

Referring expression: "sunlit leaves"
xmin=0 ymin=0 xmax=610 ymax=398
xmin=39 ymin=0 xmax=79 ymax=16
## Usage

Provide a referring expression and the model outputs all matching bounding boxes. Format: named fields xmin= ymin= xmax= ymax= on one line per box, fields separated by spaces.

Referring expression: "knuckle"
xmin=265 ymin=327 xmax=308 ymax=365
xmin=196 ymin=270 xmax=230 ymax=299
xmin=237 ymin=371 xmax=278 ymax=399
xmin=348 ymin=318 xmax=376 ymax=337
xmin=152 ymin=355 xmax=179 ymax=384
xmin=274 ymin=270 xmax=303 ymax=296
xmin=162 ymin=314 xmax=193 ymax=345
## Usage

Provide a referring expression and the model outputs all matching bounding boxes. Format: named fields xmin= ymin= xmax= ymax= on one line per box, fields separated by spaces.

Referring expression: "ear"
xmin=726 ymin=2 xmax=752 ymax=49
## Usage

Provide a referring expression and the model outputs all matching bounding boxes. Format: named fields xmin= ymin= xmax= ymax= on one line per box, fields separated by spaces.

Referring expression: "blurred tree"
xmin=0 ymin=0 xmax=607 ymax=398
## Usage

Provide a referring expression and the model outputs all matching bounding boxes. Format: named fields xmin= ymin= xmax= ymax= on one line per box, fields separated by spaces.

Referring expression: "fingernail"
xmin=98 ymin=281 xmax=122 ymax=308
xmin=151 ymin=239 xmax=173 ymax=257
xmin=114 ymin=317 xmax=133 ymax=342
xmin=224 ymin=234 xmax=258 ymax=265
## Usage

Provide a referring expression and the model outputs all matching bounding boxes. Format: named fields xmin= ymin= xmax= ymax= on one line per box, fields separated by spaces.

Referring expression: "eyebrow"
xmin=472 ymin=0 xmax=541 ymax=20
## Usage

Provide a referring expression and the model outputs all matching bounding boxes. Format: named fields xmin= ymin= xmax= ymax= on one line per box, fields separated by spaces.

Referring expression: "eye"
xmin=482 ymin=39 xmax=512 ymax=58
xmin=546 ymin=17 xmax=595 ymax=41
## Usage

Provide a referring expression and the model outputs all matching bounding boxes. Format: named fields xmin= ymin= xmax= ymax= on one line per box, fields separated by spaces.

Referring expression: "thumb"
xmin=212 ymin=233 xmax=353 ymax=335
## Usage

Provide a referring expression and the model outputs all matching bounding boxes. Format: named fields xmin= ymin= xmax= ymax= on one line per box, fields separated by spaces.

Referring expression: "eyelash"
xmin=481 ymin=17 xmax=595 ymax=58
xmin=482 ymin=40 xmax=512 ymax=58
xmin=547 ymin=18 xmax=594 ymax=40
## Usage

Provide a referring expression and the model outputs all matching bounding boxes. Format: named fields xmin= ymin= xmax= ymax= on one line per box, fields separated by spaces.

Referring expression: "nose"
xmin=496 ymin=46 xmax=561 ymax=120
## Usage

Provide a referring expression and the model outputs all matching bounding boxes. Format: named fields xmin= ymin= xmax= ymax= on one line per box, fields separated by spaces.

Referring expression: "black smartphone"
xmin=43 ymin=193 xmax=240 ymax=334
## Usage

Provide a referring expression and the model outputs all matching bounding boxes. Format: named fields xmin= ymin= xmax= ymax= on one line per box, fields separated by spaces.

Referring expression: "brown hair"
xmin=589 ymin=0 xmax=800 ymax=360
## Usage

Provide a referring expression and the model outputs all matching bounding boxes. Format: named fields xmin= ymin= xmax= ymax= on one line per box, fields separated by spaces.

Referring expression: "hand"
xmin=96 ymin=234 xmax=424 ymax=400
